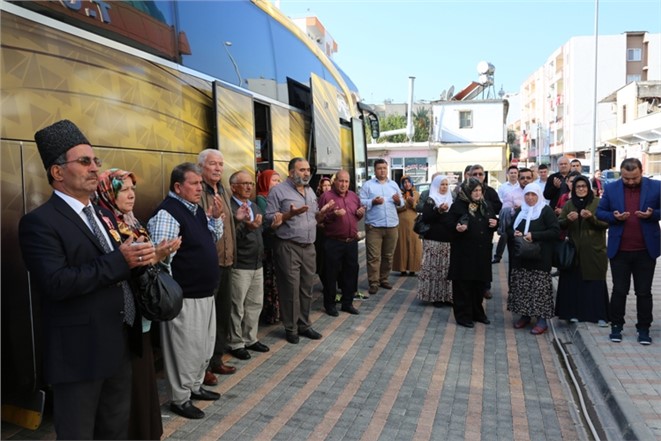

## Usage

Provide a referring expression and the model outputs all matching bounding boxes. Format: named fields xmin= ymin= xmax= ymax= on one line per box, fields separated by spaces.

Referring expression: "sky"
xmin=278 ymin=0 xmax=661 ymax=104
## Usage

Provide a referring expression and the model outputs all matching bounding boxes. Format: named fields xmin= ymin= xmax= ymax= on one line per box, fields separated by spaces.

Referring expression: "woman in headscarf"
xmin=393 ymin=175 xmax=422 ymax=276
xmin=417 ymin=174 xmax=454 ymax=306
xmin=96 ymin=168 xmax=181 ymax=441
xmin=507 ymin=183 xmax=560 ymax=335
xmin=556 ymin=175 xmax=609 ymax=325
xmin=316 ymin=176 xmax=332 ymax=197
xmin=256 ymin=169 xmax=283 ymax=324
xmin=446 ymin=178 xmax=498 ymax=327
xmin=315 ymin=176 xmax=333 ymax=295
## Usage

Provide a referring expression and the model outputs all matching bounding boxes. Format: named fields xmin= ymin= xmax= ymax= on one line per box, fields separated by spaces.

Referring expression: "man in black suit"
xmin=19 ymin=120 xmax=154 ymax=439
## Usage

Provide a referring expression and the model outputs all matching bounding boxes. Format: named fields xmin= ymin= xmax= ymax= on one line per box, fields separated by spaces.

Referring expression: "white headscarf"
xmin=429 ymin=174 xmax=453 ymax=208
xmin=512 ymin=183 xmax=545 ymax=233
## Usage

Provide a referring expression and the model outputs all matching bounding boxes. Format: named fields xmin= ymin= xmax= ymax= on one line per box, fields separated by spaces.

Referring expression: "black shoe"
xmin=476 ymin=317 xmax=491 ymax=325
xmin=491 ymin=257 xmax=501 ymax=264
xmin=246 ymin=341 xmax=270 ymax=352
xmin=456 ymin=320 xmax=475 ymax=328
xmin=229 ymin=347 xmax=251 ymax=360
xmin=408 ymin=272 xmax=416 ymax=276
xmin=325 ymin=307 xmax=339 ymax=317
xmin=170 ymin=400 xmax=205 ymax=419
xmin=191 ymin=387 xmax=221 ymax=401
xmin=286 ymin=332 xmax=299 ymax=344
xmin=400 ymin=271 xmax=407 ymax=276
xmin=299 ymin=328 xmax=322 ymax=340
xmin=341 ymin=305 xmax=360 ymax=315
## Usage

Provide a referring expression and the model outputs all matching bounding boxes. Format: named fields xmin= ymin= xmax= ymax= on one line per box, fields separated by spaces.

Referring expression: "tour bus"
xmin=0 ymin=0 xmax=379 ymax=427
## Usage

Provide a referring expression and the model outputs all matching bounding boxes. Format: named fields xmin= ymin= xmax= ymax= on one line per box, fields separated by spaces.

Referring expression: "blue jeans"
xmin=609 ymin=250 xmax=656 ymax=330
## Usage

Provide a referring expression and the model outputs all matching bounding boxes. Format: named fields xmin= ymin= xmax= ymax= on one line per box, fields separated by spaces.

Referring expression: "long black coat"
xmin=446 ymin=199 xmax=497 ymax=282
xmin=508 ymin=205 xmax=560 ymax=272
xmin=421 ymin=198 xmax=452 ymax=243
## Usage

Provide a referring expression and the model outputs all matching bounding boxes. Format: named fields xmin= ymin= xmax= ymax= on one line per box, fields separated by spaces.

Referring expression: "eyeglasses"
xmin=56 ymin=156 xmax=102 ymax=167
xmin=234 ymin=182 xmax=255 ymax=187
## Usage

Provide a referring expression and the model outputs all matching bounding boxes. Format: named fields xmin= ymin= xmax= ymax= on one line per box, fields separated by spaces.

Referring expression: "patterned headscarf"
xmin=316 ymin=177 xmax=332 ymax=197
xmin=95 ymin=168 xmax=148 ymax=241
xmin=458 ymin=178 xmax=488 ymax=217
xmin=428 ymin=174 xmax=453 ymax=208
xmin=257 ymin=169 xmax=279 ymax=197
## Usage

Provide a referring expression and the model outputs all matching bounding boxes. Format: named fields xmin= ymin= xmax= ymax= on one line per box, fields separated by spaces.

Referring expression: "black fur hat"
xmin=34 ymin=120 xmax=90 ymax=169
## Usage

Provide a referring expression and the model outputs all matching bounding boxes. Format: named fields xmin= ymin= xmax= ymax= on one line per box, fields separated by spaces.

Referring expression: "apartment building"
xmin=519 ymin=31 xmax=660 ymax=170
xmin=600 ymin=81 xmax=661 ymax=174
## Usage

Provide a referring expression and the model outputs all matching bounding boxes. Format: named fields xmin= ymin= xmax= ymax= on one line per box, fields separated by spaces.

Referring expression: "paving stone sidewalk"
xmin=554 ymin=255 xmax=661 ymax=440
xmin=154 ymin=244 xmax=585 ymax=441
xmin=13 ymin=241 xmax=654 ymax=440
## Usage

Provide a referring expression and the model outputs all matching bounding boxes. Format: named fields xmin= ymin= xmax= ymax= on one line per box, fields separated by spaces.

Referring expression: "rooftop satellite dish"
xmin=447 ymin=85 xmax=455 ymax=101
xmin=439 ymin=89 xmax=447 ymax=101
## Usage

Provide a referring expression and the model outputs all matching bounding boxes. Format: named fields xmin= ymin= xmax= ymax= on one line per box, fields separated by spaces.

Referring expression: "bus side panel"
xmin=2 ymin=141 xmax=40 ymax=396
xmin=215 ymin=85 xmax=256 ymax=183
xmin=1 ymin=12 xmax=212 ymax=153
xmin=269 ymin=106 xmax=308 ymax=176
xmin=340 ymin=126 xmax=354 ymax=174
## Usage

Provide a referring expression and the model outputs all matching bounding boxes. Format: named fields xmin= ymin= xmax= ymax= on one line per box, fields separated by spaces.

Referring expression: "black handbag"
xmin=413 ymin=214 xmax=430 ymax=235
xmin=132 ymin=263 xmax=183 ymax=321
xmin=553 ymin=238 xmax=576 ymax=270
xmin=513 ymin=236 xmax=542 ymax=260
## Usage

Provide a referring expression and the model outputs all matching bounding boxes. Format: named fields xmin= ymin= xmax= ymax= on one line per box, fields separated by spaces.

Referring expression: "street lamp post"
xmin=224 ymin=41 xmax=242 ymax=87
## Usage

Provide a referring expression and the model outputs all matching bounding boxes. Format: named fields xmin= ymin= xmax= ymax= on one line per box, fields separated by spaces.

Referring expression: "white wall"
xmin=433 ymin=101 xmax=505 ymax=143
xmin=565 ymin=35 xmax=625 ymax=153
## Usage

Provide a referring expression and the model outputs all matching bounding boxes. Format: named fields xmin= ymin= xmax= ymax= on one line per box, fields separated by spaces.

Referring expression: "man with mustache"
xmin=265 ymin=158 xmax=334 ymax=344
xmin=19 ymin=120 xmax=154 ymax=439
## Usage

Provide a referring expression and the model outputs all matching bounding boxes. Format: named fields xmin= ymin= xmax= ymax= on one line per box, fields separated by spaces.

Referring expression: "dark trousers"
xmin=52 ymin=331 xmax=132 ymax=440
xmin=609 ymin=250 xmax=656 ymax=330
xmin=452 ymin=280 xmax=487 ymax=324
xmin=212 ymin=265 xmax=233 ymax=359
xmin=494 ymin=232 xmax=507 ymax=259
xmin=323 ymin=238 xmax=359 ymax=310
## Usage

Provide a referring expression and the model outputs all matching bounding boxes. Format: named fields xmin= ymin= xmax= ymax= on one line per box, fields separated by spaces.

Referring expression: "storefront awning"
xmin=434 ymin=143 xmax=506 ymax=172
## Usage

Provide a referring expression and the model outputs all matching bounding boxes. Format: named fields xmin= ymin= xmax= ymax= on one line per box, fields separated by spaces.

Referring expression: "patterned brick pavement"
xmin=154 ymin=243 xmax=585 ymax=441
xmin=554 ymin=251 xmax=661 ymax=440
xmin=6 ymin=241 xmax=659 ymax=440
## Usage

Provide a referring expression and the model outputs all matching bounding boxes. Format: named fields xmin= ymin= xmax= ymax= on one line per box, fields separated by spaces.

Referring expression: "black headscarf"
xmin=569 ymin=175 xmax=594 ymax=212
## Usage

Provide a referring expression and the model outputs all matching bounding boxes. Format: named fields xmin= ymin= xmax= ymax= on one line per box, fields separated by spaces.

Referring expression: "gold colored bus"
xmin=1 ymin=0 xmax=377 ymax=427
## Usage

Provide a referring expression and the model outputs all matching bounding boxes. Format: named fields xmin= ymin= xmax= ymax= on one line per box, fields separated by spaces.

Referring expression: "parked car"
xmin=415 ymin=182 xmax=431 ymax=194
xmin=600 ymin=169 xmax=621 ymax=185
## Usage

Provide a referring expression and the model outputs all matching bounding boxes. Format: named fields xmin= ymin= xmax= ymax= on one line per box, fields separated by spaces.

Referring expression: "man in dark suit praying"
xmin=19 ymin=120 xmax=154 ymax=439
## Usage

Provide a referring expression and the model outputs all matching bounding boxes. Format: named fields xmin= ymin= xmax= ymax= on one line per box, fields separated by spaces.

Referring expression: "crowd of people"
xmin=18 ymin=119 xmax=661 ymax=439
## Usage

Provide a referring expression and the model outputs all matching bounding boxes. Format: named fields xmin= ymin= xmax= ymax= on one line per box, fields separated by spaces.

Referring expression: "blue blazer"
xmin=596 ymin=177 xmax=661 ymax=259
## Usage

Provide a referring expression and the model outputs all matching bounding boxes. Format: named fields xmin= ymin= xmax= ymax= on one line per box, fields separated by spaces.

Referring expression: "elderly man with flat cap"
xmin=19 ymin=120 xmax=154 ymax=439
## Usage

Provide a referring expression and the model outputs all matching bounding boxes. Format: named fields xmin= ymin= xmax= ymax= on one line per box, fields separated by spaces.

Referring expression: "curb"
xmin=567 ymin=323 xmax=656 ymax=440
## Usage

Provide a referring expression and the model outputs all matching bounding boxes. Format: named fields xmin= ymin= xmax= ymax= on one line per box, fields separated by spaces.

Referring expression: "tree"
xmin=376 ymin=114 xmax=407 ymax=143
xmin=412 ymin=107 xmax=431 ymax=142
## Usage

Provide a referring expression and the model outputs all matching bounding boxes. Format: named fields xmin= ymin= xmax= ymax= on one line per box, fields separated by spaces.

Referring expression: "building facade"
xmin=518 ymin=31 xmax=660 ymax=170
